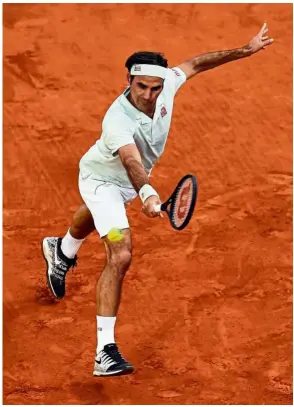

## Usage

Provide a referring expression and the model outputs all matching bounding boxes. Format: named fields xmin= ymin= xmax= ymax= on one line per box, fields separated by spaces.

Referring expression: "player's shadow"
xmin=35 ymin=283 xmax=59 ymax=305
xmin=70 ymin=381 xmax=111 ymax=405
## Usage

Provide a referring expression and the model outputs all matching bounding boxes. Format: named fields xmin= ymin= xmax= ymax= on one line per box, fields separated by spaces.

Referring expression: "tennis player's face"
xmin=130 ymin=76 xmax=163 ymax=115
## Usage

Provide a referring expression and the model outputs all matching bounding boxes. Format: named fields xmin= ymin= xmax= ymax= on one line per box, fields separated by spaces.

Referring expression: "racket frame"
xmin=161 ymin=174 xmax=197 ymax=230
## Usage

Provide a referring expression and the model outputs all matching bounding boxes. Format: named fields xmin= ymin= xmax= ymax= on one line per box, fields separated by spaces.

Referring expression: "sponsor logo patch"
xmin=161 ymin=106 xmax=167 ymax=117
xmin=134 ymin=65 xmax=141 ymax=71
xmin=172 ymin=68 xmax=181 ymax=77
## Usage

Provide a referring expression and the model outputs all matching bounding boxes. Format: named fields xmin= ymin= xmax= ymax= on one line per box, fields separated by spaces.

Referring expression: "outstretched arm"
xmin=178 ymin=23 xmax=274 ymax=80
xmin=118 ymin=144 xmax=162 ymax=218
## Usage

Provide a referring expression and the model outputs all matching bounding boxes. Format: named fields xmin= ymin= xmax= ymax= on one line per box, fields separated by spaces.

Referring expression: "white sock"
xmin=61 ymin=229 xmax=84 ymax=259
xmin=96 ymin=315 xmax=116 ymax=354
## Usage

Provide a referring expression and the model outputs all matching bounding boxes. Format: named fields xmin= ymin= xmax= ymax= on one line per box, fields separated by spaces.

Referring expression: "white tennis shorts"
xmin=78 ymin=172 xmax=137 ymax=238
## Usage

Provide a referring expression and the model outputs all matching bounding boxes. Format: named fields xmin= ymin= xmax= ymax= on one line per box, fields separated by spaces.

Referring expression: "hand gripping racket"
xmin=154 ymin=174 xmax=198 ymax=230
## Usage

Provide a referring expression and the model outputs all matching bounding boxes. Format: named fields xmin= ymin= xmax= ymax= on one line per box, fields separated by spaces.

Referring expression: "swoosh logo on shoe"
xmin=96 ymin=358 xmax=102 ymax=364
xmin=54 ymin=245 xmax=62 ymax=266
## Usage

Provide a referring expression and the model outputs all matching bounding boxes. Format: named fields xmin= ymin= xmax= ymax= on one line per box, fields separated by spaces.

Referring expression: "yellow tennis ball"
xmin=107 ymin=227 xmax=124 ymax=242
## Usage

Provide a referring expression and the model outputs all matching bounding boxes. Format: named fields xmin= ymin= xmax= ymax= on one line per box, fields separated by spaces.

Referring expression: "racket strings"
xmin=172 ymin=178 xmax=194 ymax=228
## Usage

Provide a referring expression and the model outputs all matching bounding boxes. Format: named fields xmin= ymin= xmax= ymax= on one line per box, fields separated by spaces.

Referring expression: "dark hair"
xmin=125 ymin=51 xmax=168 ymax=72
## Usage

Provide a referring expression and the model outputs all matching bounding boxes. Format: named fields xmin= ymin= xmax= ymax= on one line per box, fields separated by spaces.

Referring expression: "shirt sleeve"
xmin=102 ymin=112 xmax=136 ymax=156
xmin=166 ymin=67 xmax=187 ymax=95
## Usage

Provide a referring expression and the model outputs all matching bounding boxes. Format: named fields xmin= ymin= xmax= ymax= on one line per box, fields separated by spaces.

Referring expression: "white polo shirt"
xmin=79 ymin=67 xmax=186 ymax=188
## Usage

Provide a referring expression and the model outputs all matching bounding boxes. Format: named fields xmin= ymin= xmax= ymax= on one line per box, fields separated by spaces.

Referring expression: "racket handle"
xmin=154 ymin=204 xmax=162 ymax=212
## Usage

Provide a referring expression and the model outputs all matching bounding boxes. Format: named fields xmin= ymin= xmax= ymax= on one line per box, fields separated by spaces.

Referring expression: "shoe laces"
xmin=52 ymin=256 xmax=77 ymax=281
xmin=104 ymin=344 xmax=126 ymax=364
xmin=71 ymin=256 xmax=77 ymax=268
xmin=52 ymin=266 xmax=67 ymax=281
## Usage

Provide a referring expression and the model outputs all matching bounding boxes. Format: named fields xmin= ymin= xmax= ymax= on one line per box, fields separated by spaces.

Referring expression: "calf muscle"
xmin=70 ymin=204 xmax=95 ymax=239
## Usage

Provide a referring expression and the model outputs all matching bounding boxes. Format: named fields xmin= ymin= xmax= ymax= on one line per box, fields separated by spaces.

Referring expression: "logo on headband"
xmin=133 ymin=65 xmax=141 ymax=72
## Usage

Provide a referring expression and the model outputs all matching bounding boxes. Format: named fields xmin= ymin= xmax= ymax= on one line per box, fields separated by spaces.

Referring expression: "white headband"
xmin=130 ymin=64 xmax=167 ymax=79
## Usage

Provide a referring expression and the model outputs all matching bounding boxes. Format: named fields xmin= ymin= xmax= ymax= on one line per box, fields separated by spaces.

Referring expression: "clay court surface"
xmin=3 ymin=3 xmax=293 ymax=404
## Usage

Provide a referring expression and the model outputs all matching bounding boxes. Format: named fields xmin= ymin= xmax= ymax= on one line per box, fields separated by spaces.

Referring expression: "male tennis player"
xmin=42 ymin=24 xmax=273 ymax=376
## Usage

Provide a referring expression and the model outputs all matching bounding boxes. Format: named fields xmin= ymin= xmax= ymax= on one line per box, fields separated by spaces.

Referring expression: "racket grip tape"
xmin=153 ymin=204 xmax=162 ymax=212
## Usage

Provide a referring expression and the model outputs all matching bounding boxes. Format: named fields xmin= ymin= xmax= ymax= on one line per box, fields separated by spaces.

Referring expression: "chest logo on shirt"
xmin=160 ymin=106 xmax=167 ymax=118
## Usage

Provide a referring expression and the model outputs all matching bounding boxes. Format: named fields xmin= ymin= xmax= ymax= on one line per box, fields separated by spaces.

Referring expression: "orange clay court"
xmin=3 ymin=3 xmax=292 ymax=405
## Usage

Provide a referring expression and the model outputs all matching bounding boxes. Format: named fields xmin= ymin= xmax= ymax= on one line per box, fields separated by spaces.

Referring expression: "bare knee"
xmin=103 ymin=228 xmax=132 ymax=278
xmin=109 ymin=249 xmax=132 ymax=277
xmin=111 ymin=249 xmax=132 ymax=271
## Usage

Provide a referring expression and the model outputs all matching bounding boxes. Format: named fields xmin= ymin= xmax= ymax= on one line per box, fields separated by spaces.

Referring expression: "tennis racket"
xmin=154 ymin=174 xmax=198 ymax=230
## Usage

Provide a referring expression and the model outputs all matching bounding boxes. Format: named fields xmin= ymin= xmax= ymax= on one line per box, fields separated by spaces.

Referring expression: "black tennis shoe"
xmin=42 ymin=237 xmax=77 ymax=299
xmin=93 ymin=343 xmax=134 ymax=377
